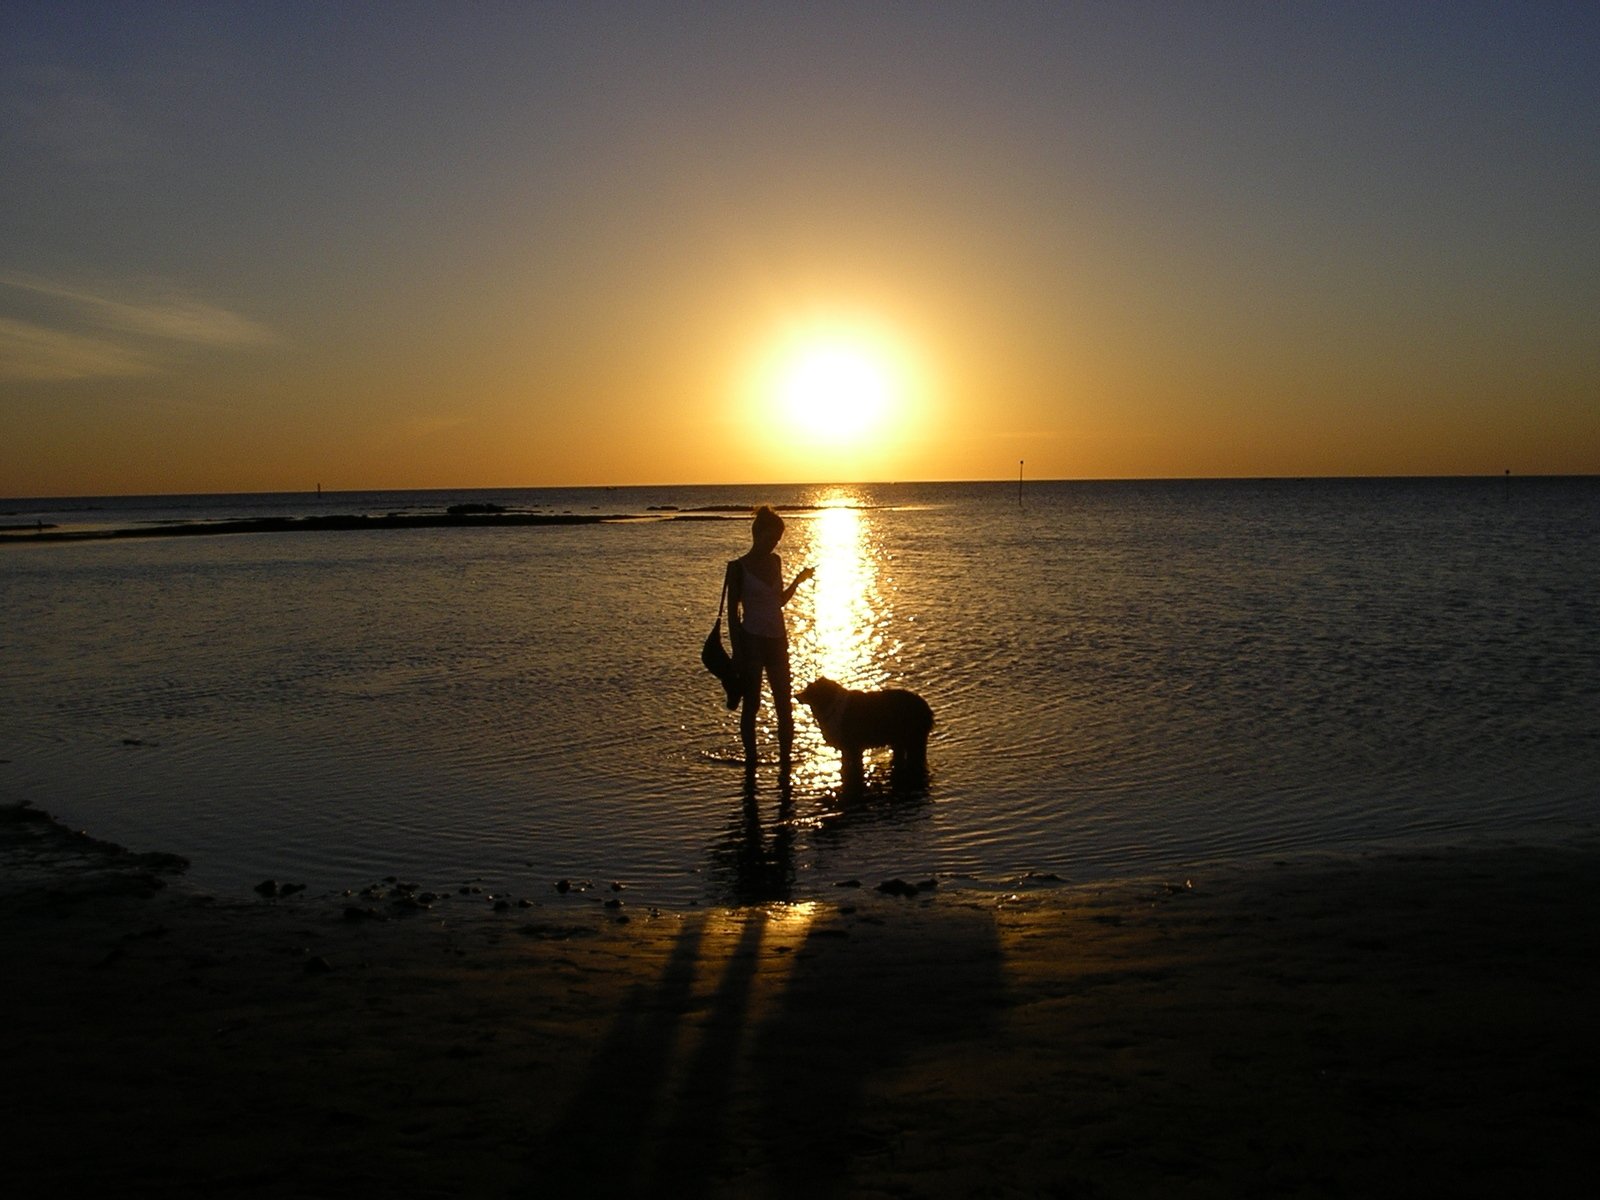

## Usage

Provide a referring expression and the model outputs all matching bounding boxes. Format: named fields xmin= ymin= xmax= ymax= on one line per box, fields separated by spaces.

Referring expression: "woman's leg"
xmin=739 ymin=651 xmax=764 ymax=767
xmin=772 ymin=641 xmax=794 ymax=768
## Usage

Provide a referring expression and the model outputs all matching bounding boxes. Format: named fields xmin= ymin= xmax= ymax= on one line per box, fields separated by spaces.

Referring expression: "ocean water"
xmin=2 ymin=478 xmax=1596 ymax=906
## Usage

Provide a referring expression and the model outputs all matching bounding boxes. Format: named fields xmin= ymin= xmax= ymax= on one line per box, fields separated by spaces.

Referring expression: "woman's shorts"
xmin=738 ymin=633 xmax=790 ymax=692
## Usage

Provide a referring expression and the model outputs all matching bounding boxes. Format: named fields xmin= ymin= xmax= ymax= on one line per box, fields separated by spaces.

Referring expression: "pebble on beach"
xmin=876 ymin=878 xmax=938 ymax=898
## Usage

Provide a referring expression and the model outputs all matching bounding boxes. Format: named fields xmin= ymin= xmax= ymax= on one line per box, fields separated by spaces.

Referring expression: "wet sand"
xmin=4 ymin=803 xmax=1597 ymax=1198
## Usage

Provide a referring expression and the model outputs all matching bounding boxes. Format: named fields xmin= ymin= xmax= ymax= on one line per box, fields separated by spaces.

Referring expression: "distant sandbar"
xmin=0 ymin=510 xmax=633 ymax=544
xmin=0 ymin=503 xmax=869 ymax=545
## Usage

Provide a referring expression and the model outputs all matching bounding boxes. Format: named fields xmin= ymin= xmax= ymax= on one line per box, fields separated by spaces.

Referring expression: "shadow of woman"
xmin=747 ymin=901 xmax=1008 ymax=1195
xmin=529 ymin=777 xmax=798 ymax=1192
xmin=527 ymin=913 xmax=713 ymax=1192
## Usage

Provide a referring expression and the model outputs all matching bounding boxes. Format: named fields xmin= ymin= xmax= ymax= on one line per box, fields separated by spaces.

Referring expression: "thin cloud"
xmin=0 ymin=274 xmax=280 ymax=381
xmin=0 ymin=275 xmax=279 ymax=348
xmin=0 ymin=317 xmax=156 ymax=382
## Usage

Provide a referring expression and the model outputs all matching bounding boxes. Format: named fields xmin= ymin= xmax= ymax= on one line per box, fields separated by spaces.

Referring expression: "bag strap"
xmin=718 ymin=558 xmax=741 ymax=619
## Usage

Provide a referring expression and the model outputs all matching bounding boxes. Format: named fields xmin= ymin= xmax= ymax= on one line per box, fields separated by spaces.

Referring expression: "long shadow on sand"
xmin=526 ymin=781 xmax=1006 ymax=1194
xmin=528 ymin=906 xmax=1005 ymax=1194
xmin=746 ymin=905 xmax=1006 ymax=1196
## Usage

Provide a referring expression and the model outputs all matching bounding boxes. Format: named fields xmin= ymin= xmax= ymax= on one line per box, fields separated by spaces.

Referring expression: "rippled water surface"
xmin=3 ymin=479 xmax=1596 ymax=904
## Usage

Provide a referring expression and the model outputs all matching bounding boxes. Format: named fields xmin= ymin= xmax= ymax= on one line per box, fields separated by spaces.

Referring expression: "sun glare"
xmin=763 ymin=324 xmax=907 ymax=446
xmin=778 ymin=342 xmax=891 ymax=441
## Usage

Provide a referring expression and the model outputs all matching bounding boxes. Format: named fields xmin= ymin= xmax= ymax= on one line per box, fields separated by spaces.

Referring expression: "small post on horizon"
xmin=1018 ymin=460 xmax=1024 ymax=508
xmin=1503 ymin=468 xmax=1510 ymax=503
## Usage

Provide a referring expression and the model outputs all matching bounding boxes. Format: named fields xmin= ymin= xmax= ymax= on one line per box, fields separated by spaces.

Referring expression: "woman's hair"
xmin=751 ymin=505 xmax=784 ymax=540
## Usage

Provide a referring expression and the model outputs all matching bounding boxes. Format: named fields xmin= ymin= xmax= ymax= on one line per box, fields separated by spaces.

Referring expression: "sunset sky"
xmin=3 ymin=2 xmax=1596 ymax=496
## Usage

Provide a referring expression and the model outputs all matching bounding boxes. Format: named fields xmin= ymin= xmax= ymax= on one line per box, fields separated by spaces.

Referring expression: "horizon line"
xmin=3 ymin=470 xmax=1592 ymax=504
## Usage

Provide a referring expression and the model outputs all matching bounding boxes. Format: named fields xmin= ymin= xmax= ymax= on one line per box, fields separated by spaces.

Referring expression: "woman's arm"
xmin=780 ymin=562 xmax=815 ymax=605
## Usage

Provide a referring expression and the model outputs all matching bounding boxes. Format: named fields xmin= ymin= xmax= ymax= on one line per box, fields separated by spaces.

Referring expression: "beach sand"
xmin=4 ymin=803 xmax=1597 ymax=1198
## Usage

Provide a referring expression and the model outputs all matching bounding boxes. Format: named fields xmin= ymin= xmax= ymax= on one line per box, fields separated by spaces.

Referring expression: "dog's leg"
xmin=891 ymin=738 xmax=929 ymax=791
xmin=840 ymin=748 xmax=865 ymax=794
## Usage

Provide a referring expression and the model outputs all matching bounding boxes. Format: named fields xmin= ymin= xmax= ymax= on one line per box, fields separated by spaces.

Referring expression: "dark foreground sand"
xmin=4 ymin=803 xmax=1597 ymax=1198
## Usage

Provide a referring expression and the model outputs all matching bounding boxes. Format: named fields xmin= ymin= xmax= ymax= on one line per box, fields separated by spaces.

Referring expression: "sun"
xmin=734 ymin=313 xmax=932 ymax=476
xmin=766 ymin=325 xmax=905 ymax=445
xmin=777 ymin=340 xmax=893 ymax=441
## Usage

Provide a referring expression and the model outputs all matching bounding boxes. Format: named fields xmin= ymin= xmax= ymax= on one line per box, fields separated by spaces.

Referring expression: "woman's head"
xmin=750 ymin=505 xmax=784 ymax=547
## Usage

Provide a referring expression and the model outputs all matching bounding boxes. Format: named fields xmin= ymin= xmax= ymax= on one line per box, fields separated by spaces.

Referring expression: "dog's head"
xmin=796 ymin=677 xmax=844 ymax=710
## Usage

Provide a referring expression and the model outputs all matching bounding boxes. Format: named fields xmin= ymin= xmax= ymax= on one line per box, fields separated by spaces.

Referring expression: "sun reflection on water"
xmin=793 ymin=490 xmax=890 ymax=693
xmin=786 ymin=489 xmax=899 ymax=793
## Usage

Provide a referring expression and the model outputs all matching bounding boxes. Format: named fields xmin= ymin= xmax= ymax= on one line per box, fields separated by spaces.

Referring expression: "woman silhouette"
xmin=727 ymin=506 xmax=813 ymax=773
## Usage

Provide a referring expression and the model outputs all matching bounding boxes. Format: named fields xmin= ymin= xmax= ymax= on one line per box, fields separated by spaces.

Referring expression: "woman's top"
xmin=737 ymin=564 xmax=786 ymax=638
